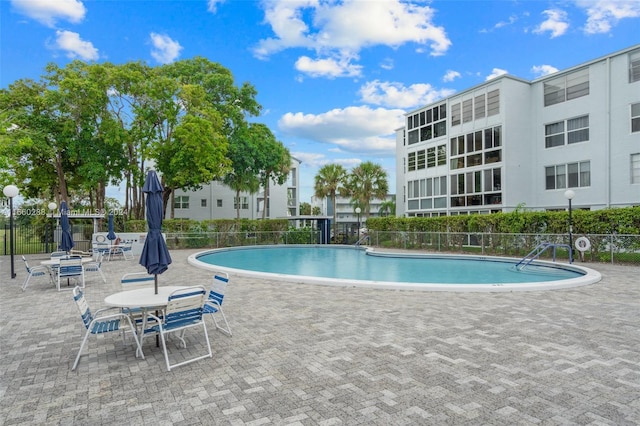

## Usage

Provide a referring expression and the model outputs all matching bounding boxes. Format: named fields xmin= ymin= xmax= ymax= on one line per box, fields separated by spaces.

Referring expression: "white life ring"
xmin=575 ymin=236 xmax=591 ymax=252
xmin=96 ymin=235 xmax=106 ymax=243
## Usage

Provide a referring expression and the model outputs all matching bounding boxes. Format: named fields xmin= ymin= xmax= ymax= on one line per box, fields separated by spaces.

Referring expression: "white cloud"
xmin=359 ymin=80 xmax=454 ymax=109
xmin=11 ymin=0 xmax=86 ymax=27
xmin=533 ymin=9 xmax=570 ymax=38
xmin=485 ymin=68 xmax=508 ymax=81
xmin=253 ymin=0 xmax=451 ymax=77
xmin=291 ymin=151 xmax=328 ymax=168
xmin=278 ymin=105 xmax=404 ymax=155
xmin=295 ymin=54 xmax=362 ymax=78
xmin=207 ymin=0 xmax=226 ymax=13
xmin=380 ymin=58 xmax=394 ymax=70
xmin=150 ymin=33 xmax=182 ymax=64
xmin=531 ymin=64 xmax=559 ymax=78
xmin=442 ymin=70 xmax=461 ymax=82
xmin=54 ymin=30 xmax=98 ymax=60
xmin=577 ymin=0 xmax=640 ymax=34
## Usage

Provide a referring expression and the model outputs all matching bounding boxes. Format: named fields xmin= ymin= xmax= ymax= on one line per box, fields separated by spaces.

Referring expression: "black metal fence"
xmin=2 ymin=223 xmax=95 ymax=255
xmin=3 ymin=224 xmax=639 ymax=265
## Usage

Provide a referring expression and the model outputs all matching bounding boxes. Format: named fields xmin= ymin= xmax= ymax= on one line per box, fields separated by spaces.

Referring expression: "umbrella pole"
xmin=154 ymin=274 xmax=160 ymax=347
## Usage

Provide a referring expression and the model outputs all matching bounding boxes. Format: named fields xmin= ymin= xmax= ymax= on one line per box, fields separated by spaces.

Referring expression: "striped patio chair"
xmin=141 ymin=286 xmax=212 ymax=371
xmin=84 ymin=251 xmax=106 ymax=283
xmin=71 ymin=286 xmax=144 ymax=370
xmin=203 ymin=272 xmax=232 ymax=336
xmin=57 ymin=257 xmax=85 ymax=291
xmin=21 ymin=256 xmax=52 ymax=291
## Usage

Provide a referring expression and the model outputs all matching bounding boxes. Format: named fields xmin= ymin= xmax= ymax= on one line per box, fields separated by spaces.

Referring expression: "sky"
xmin=2 ymin=0 xmax=640 ymax=205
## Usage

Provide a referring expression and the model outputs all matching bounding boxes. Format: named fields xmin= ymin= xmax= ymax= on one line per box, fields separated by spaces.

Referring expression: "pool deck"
xmin=1 ymin=249 xmax=639 ymax=425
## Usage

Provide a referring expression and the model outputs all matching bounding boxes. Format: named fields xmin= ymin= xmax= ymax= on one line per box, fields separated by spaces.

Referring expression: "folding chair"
xmin=21 ymin=256 xmax=52 ymax=291
xmin=141 ymin=286 xmax=212 ymax=371
xmin=71 ymin=286 xmax=144 ymax=370
xmin=203 ymin=272 xmax=232 ymax=336
xmin=120 ymin=242 xmax=134 ymax=260
xmin=57 ymin=257 xmax=85 ymax=291
xmin=84 ymin=251 xmax=106 ymax=283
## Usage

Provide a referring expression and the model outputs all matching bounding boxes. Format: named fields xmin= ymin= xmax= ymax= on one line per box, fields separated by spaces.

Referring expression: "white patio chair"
xmin=141 ymin=286 xmax=212 ymax=371
xmin=120 ymin=241 xmax=134 ymax=260
xmin=84 ymin=251 xmax=106 ymax=283
xmin=21 ymin=256 xmax=52 ymax=291
xmin=119 ymin=272 xmax=160 ymax=332
xmin=50 ymin=251 xmax=67 ymax=258
xmin=203 ymin=272 xmax=232 ymax=336
xmin=71 ymin=286 xmax=144 ymax=370
xmin=57 ymin=257 xmax=85 ymax=291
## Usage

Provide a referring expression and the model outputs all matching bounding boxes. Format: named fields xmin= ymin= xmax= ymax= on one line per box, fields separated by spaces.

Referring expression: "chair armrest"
xmin=93 ymin=306 xmax=125 ymax=317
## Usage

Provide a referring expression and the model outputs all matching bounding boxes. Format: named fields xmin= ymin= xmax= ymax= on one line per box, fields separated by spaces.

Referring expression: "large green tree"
xmin=314 ymin=163 xmax=348 ymax=239
xmin=222 ymin=123 xmax=266 ymax=219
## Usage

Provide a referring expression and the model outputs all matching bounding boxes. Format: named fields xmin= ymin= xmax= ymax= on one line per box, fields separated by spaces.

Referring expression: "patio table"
xmin=104 ymin=286 xmax=188 ymax=353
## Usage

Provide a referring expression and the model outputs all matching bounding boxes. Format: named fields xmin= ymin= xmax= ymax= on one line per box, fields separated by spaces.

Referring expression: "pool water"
xmin=195 ymin=245 xmax=584 ymax=285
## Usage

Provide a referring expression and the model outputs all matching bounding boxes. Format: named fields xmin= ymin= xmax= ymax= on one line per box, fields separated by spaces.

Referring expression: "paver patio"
xmin=1 ymin=249 xmax=639 ymax=425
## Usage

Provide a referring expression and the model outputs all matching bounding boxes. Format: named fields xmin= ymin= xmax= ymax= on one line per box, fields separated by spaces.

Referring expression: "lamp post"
xmin=355 ymin=207 xmax=361 ymax=242
xmin=564 ymin=189 xmax=575 ymax=264
xmin=3 ymin=184 xmax=19 ymax=279
xmin=47 ymin=202 xmax=57 ymax=253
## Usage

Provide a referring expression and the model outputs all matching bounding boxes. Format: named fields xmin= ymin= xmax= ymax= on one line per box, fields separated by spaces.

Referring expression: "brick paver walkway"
xmin=1 ymin=249 xmax=639 ymax=425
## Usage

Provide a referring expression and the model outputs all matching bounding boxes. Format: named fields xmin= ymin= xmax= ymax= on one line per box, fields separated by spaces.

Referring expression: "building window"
xmin=174 ymin=196 xmax=189 ymax=209
xmin=234 ymin=197 xmax=249 ymax=210
xmin=567 ymin=115 xmax=589 ymax=144
xmin=407 ymin=103 xmax=447 ymax=144
xmin=437 ymin=144 xmax=446 ymax=165
xmin=407 ymin=176 xmax=447 ymax=210
xmin=462 ymin=99 xmax=473 ymax=123
xmin=201 ymin=199 xmax=207 ymax=207
xmin=632 ymin=103 xmax=640 ymax=133
xmin=545 ymin=115 xmax=589 ymax=148
xmin=545 ymin=161 xmax=590 ymax=190
xmin=474 ymin=94 xmax=486 ymax=119
xmin=451 ymin=103 xmax=461 ymax=126
xmin=217 ymin=199 xmax=222 ymax=207
xmin=417 ymin=150 xmax=426 ymax=170
xmin=407 ymin=152 xmax=416 ymax=171
xmin=544 ymin=68 xmax=589 ymax=107
xmin=629 ymin=49 xmax=640 ymax=83
xmin=487 ymin=89 xmax=500 ymax=116
xmin=632 ymin=154 xmax=640 ymax=184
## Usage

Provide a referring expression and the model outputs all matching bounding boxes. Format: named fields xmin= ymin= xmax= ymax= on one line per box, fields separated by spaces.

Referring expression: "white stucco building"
xmin=396 ymin=44 xmax=640 ymax=217
xmin=169 ymin=157 xmax=301 ymax=220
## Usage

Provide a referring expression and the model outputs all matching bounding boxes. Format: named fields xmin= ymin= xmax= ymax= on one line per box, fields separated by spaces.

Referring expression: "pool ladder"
xmin=515 ymin=242 xmax=573 ymax=270
xmin=355 ymin=235 xmax=370 ymax=246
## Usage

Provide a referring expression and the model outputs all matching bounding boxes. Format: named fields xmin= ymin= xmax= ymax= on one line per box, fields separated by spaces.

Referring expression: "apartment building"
xmin=169 ymin=157 xmax=301 ymax=220
xmin=312 ymin=194 xmax=395 ymax=234
xmin=396 ymin=44 xmax=640 ymax=217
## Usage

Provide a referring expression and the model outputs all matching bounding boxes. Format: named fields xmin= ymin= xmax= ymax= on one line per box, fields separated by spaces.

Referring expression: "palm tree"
xmin=378 ymin=196 xmax=396 ymax=217
xmin=346 ymin=161 xmax=389 ymax=221
xmin=314 ymin=164 xmax=348 ymax=240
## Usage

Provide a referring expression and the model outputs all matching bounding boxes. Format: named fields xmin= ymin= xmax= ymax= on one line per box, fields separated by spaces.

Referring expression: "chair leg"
xmin=211 ymin=309 xmax=232 ymax=337
xmin=21 ymin=274 xmax=31 ymax=292
xmin=72 ymin=329 xmax=92 ymax=371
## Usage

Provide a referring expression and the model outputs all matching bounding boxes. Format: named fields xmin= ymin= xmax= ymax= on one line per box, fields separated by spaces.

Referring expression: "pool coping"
xmin=187 ymin=245 xmax=602 ymax=292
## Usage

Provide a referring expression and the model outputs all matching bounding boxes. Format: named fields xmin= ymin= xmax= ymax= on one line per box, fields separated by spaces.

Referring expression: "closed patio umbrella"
xmin=59 ymin=201 xmax=74 ymax=253
xmin=139 ymin=170 xmax=172 ymax=294
xmin=106 ymin=212 xmax=117 ymax=241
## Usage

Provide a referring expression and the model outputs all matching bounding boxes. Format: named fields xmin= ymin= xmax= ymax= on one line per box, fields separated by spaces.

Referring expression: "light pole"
xmin=3 ymin=184 xmax=19 ymax=279
xmin=564 ymin=189 xmax=575 ymax=264
xmin=355 ymin=207 xmax=361 ymax=242
xmin=47 ymin=202 xmax=57 ymax=253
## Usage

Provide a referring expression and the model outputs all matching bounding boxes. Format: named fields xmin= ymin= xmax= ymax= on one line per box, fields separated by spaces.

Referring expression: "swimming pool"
xmin=188 ymin=245 xmax=601 ymax=292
